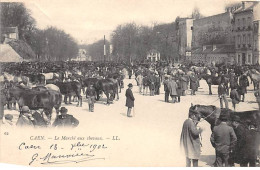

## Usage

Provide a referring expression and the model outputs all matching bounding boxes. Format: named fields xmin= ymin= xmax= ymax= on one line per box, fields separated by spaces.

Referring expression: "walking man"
xmin=125 ymin=83 xmax=135 ymax=117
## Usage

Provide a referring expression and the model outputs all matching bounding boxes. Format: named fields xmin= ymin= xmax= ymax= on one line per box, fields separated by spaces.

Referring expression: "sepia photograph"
xmin=0 ymin=0 xmax=260 ymax=167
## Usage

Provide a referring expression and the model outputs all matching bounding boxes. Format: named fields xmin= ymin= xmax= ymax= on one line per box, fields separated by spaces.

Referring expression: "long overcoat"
xmin=180 ymin=119 xmax=201 ymax=159
xmin=168 ymin=79 xmax=178 ymax=96
xmin=125 ymin=88 xmax=135 ymax=108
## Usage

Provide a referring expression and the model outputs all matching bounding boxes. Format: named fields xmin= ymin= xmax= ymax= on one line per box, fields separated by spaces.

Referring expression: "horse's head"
xmin=189 ymin=104 xmax=217 ymax=124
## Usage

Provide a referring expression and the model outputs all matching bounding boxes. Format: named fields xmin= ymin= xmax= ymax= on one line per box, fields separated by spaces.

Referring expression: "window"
xmin=248 ymin=17 xmax=251 ymax=27
xmin=243 ymin=34 xmax=246 ymax=44
xmin=248 ymin=54 xmax=251 ymax=64
xmin=243 ymin=18 xmax=246 ymax=27
xmin=248 ymin=34 xmax=251 ymax=46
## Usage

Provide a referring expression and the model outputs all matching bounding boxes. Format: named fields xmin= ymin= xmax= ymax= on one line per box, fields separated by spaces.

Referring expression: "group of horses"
xmin=0 ymin=64 xmax=125 ymax=124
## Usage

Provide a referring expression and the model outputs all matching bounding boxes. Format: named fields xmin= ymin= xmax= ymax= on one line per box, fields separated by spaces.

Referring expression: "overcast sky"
xmin=23 ymin=0 xmax=241 ymax=44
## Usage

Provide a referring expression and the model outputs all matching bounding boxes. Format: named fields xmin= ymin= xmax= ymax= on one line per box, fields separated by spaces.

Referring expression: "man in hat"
xmin=230 ymin=86 xmax=240 ymax=111
xmin=218 ymin=81 xmax=229 ymax=109
xmin=163 ymin=75 xmax=170 ymax=102
xmin=210 ymin=109 xmax=237 ymax=167
xmin=136 ymin=73 xmax=143 ymax=94
xmin=2 ymin=114 xmax=14 ymax=127
xmin=180 ymin=109 xmax=203 ymax=167
xmin=254 ymin=88 xmax=260 ymax=110
xmin=231 ymin=115 xmax=247 ymax=166
xmin=125 ymin=83 xmax=135 ymax=117
xmin=52 ymin=107 xmax=79 ymax=128
xmin=16 ymin=106 xmax=35 ymax=127
xmin=86 ymin=84 xmax=97 ymax=112
xmin=190 ymin=72 xmax=197 ymax=95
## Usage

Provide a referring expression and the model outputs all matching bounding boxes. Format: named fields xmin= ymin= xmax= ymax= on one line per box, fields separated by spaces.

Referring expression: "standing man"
xmin=52 ymin=107 xmax=79 ymax=128
xmin=125 ymin=83 xmax=135 ymax=117
xmin=210 ymin=109 xmax=237 ymax=167
xmin=168 ymin=76 xmax=178 ymax=103
xmin=180 ymin=110 xmax=203 ymax=167
xmin=254 ymin=88 xmax=260 ymax=110
xmin=16 ymin=106 xmax=35 ymax=127
xmin=163 ymin=76 xmax=170 ymax=102
xmin=136 ymin=73 xmax=143 ymax=94
xmin=218 ymin=81 xmax=229 ymax=109
xmin=231 ymin=116 xmax=247 ymax=166
xmin=155 ymin=73 xmax=161 ymax=95
xmin=86 ymin=84 xmax=97 ymax=112
xmin=190 ymin=73 xmax=197 ymax=95
xmin=230 ymin=86 xmax=240 ymax=111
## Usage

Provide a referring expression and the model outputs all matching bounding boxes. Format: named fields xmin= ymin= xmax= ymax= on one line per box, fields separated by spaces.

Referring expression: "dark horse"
xmin=95 ymin=79 xmax=118 ymax=105
xmin=189 ymin=104 xmax=260 ymax=165
xmin=6 ymin=85 xmax=62 ymax=123
xmin=201 ymin=74 xmax=229 ymax=95
xmin=54 ymin=81 xmax=82 ymax=107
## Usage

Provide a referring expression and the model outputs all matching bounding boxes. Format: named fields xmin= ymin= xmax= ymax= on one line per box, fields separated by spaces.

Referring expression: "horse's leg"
xmin=64 ymin=94 xmax=68 ymax=104
xmin=106 ymin=92 xmax=110 ymax=105
xmin=69 ymin=95 xmax=72 ymax=104
xmin=209 ymin=84 xmax=212 ymax=95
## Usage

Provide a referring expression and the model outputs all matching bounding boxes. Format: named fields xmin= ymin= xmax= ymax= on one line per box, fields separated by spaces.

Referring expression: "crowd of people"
xmin=0 ymin=60 xmax=259 ymax=167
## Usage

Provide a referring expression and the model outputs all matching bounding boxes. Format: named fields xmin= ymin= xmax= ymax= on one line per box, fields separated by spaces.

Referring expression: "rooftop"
xmin=233 ymin=1 xmax=259 ymax=14
xmin=192 ymin=44 xmax=235 ymax=54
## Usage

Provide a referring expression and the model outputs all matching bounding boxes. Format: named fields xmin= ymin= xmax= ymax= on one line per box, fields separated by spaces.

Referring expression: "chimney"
xmin=242 ymin=1 xmax=245 ymax=10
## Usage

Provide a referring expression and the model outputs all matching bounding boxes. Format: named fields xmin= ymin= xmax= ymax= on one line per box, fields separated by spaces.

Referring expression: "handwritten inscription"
xmin=18 ymin=135 xmax=119 ymax=165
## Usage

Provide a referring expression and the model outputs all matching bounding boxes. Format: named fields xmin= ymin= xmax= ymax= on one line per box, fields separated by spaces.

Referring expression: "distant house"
xmin=1 ymin=27 xmax=19 ymax=43
xmin=146 ymin=49 xmax=160 ymax=62
xmin=190 ymin=44 xmax=235 ymax=65
xmin=72 ymin=49 xmax=92 ymax=61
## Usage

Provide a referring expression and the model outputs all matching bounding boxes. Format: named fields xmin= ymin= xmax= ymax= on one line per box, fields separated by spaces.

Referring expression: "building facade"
xmin=233 ymin=1 xmax=260 ymax=65
xmin=190 ymin=44 xmax=235 ymax=65
xmin=192 ymin=12 xmax=234 ymax=48
xmin=178 ymin=18 xmax=193 ymax=62
xmin=1 ymin=27 xmax=19 ymax=43
xmin=191 ymin=12 xmax=235 ymax=64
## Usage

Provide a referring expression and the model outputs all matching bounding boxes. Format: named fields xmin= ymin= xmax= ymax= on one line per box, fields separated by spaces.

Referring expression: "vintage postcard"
xmin=0 ymin=0 xmax=259 ymax=167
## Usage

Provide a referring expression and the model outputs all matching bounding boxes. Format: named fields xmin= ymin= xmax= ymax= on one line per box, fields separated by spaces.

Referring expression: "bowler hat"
xmin=128 ymin=83 xmax=133 ymax=87
xmin=4 ymin=114 xmax=13 ymax=121
xmin=232 ymin=115 xmax=240 ymax=122
xmin=219 ymin=109 xmax=230 ymax=121
xmin=60 ymin=107 xmax=68 ymax=113
xmin=21 ymin=106 xmax=30 ymax=113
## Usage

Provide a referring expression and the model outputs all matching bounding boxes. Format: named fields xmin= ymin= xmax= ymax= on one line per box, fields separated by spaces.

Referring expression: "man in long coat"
xmin=190 ymin=73 xmax=198 ymax=95
xmin=180 ymin=73 xmax=188 ymax=96
xmin=125 ymin=83 xmax=135 ymax=117
xmin=180 ymin=110 xmax=203 ymax=167
xmin=167 ymin=77 xmax=178 ymax=103
xmin=163 ymin=76 xmax=170 ymax=102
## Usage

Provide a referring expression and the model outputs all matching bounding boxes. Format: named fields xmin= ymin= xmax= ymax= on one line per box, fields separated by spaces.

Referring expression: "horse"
xmin=54 ymin=81 xmax=82 ymax=107
xmin=245 ymin=69 xmax=260 ymax=90
xmin=200 ymin=74 xmax=229 ymax=95
xmin=189 ymin=104 xmax=260 ymax=165
xmin=95 ymin=79 xmax=116 ymax=105
xmin=6 ymin=85 xmax=61 ymax=124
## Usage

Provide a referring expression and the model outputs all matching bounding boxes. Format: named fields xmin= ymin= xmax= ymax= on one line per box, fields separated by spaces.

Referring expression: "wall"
xmin=192 ymin=12 xmax=234 ymax=48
